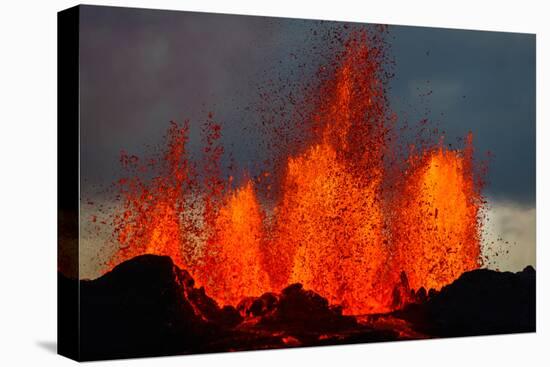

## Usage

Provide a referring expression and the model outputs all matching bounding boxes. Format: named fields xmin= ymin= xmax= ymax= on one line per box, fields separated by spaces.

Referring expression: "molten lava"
xmin=109 ymin=122 xmax=193 ymax=270
xmin=202 ymin=181 xmax=271 ymax=306
xmin=275 ymin=142 xmax=389 ymax=314
xmin=391 ymin=136 xmax=481 ymax=292
xmin=105 ymin=29 xmax=484 ymax=315
xmin=267 ymin=37 xmax=393 ymax=314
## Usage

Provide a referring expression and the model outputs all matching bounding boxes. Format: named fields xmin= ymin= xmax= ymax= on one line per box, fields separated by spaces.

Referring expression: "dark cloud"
xmin=80 ymin=6 xmax=321 ymax=195
xmin=389 ymin=26 xmax=535 ymax=204
xmin=80 ymin=6 xmax=535 ymax=205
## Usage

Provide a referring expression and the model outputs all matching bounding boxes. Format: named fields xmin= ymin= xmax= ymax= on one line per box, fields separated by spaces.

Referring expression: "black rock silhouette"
xmin=258 ymin=283 xmax=357 ymax=331
xmin=73 ymin=255 xmax=240 ymax=360
xmin=237 ymin=292 xmax=279 ymax=318
xmin=59 ymin=255 xmax=535 ymax=361
xmin=394 ymin=266 xmax=536 ymax=337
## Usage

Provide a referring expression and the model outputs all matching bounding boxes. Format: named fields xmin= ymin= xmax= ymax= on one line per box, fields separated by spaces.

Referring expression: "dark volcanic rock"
xmin=61 ymin=254 xmax=535 ymax=360
xmin=258 ymin=283 xmax=357 ymax=332
xmin=63 ymin=255 xmax=387 ymax=360
xmin=237 ymin=292 xmax=279 ymax=318
xmin=64 ymin=255 xmax=361 ymax=360
xmin=395 ymin=266 xmax=536 ymax=337
xmin=75 ymin=255 xmax=241 ymax=361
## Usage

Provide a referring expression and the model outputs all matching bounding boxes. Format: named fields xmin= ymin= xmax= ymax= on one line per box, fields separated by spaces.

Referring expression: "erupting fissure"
xmin=104 ymin=29 xmax=483 ymax=315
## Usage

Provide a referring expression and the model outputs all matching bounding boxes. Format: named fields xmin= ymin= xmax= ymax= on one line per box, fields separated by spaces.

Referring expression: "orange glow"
xmin=105 ymin=30 xmax=484 ymax=315
xmin=391 ymin=135 xmax=481 ymax=291
xmin=264 ymin=37 xmax=394 ymax=314
xmin=201 ymin=181 xmax=271 ymax=305
xmin=272 ymin=142 xmax=390 ymax=314
xmin=109 ymin=122 xmax=192 ymax=270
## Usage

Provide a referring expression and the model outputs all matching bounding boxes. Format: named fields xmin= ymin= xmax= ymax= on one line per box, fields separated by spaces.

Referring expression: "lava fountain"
xmin=390 ymin=135 xmax=481 ymax=292
xmin=104 ymin=28 xmax=484 ymax=315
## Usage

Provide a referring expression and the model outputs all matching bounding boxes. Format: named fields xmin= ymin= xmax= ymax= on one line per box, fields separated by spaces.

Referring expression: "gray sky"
xmin=79 ymin=5 xmax=535 ymax=276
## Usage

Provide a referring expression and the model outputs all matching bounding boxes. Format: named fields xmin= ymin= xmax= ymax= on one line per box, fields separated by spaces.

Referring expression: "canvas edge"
xmin=57 ymin=4 xmax=81 ymax=362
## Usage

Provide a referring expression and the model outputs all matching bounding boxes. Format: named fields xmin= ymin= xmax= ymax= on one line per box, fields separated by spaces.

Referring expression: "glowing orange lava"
xmin=391 ymin=135 xmax=481 ymax=292
xmin=274 ymin=142 xmax=390 ymax=314
xmin=266 ymin=36 xmax=394 ymax=314
xmin=105 ymin=29 xmax=484 ymax=315
xmin=202 ymin=181 xmax=271 ymax=305
xmin=109 ymin=122 xmax=193 ymax=270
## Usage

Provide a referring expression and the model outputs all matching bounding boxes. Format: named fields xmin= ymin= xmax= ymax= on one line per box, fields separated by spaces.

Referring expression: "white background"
xmin=0 ymin=0 xmax=547 ymax=365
